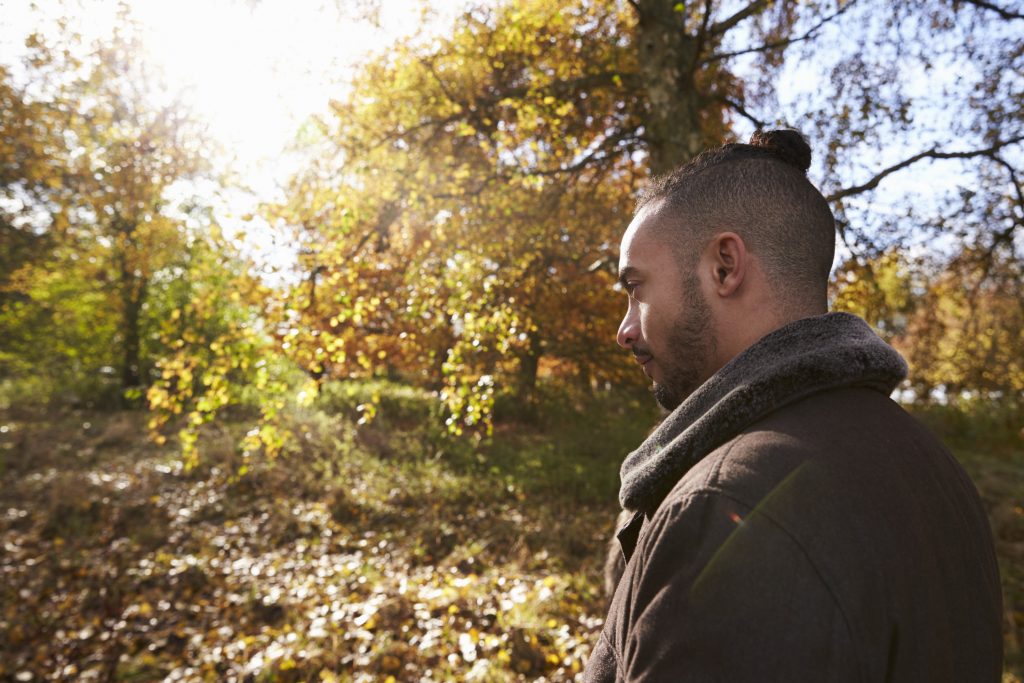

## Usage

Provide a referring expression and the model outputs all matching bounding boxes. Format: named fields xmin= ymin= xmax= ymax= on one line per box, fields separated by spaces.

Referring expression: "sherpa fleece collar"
xmin=619 ymin=312 xmax=908 ymax=513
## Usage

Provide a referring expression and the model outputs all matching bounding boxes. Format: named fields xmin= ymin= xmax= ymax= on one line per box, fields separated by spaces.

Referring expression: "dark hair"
xmin=638 ymin=129 xmax=836 ymax=312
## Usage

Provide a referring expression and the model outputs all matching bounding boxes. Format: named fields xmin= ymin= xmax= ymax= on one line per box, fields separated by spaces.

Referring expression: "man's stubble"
xmin=652 ymin=275 xmax=717 ymax=411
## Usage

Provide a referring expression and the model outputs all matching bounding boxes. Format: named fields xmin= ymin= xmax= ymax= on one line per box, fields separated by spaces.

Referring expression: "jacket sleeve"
xmin=615 ymin=490 xmax=860 ymax=682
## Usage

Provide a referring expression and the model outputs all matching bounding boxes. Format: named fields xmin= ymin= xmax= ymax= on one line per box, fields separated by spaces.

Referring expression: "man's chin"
xmin=652 ymin=382 xmax=683 ymax=412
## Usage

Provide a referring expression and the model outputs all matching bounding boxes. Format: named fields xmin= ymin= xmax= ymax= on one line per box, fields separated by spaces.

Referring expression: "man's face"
xmin=616 ymin=203 xmax=717 ymax=410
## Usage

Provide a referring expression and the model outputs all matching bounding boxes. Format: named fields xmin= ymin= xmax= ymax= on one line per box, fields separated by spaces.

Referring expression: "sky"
xmin=0 ymin=0 xmax=465 ymax=276
xmin=1 ymin=0 xmax=463 ymax=181
xmin=1 ymin=0 xmax=1013 ymax=276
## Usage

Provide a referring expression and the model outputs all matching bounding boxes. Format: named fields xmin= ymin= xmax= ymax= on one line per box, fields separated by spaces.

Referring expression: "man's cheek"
xmin=638 ymin=308 xmax=655 ymax=343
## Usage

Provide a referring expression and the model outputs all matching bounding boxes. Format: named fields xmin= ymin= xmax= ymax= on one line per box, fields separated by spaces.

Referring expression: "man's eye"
xmin=625 ymin=282 xmax=639 ymax=297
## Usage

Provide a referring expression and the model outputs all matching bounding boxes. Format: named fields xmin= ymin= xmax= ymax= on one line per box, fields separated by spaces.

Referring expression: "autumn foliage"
xmin=1 ymin=0 xmax=1023 ymax=679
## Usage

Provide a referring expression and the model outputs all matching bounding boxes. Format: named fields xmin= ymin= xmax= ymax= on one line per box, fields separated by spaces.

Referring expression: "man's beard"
xmin=652 ymin=283 xmax=716 ymax=411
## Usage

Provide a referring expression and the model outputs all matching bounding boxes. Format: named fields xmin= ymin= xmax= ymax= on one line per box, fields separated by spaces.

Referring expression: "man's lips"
xmin=632 ymin=350 xmax=654 ymax=378
xmin=633 ymin=352 xmax=653 ymax=367
xmin=635 ymin=353 xmax=654 ymax=378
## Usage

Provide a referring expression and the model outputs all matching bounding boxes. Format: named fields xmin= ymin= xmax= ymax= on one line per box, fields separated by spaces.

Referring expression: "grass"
xmin=0 ymin=389 xmax=637 ymax=681
xmin=951 ymin=445 xmax=1024 ymax=678
xmin=0 ymin=384 xmax=1020 ymax=680
xmin=908 ymin=401 xmax=1024 ymax=678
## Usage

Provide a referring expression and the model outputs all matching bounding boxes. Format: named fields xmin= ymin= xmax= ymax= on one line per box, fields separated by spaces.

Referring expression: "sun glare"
xmin=1 ymin=0 xmax=461 ymax=277
xmin=3 ymin=0 xmax=457 ymax=183
xmin=133 ymin=0 xmax=356 ymax=170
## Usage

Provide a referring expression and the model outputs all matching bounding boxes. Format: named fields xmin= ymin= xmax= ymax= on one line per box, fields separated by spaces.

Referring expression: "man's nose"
xmin=617 ymin=310 xmax=639 ymax=349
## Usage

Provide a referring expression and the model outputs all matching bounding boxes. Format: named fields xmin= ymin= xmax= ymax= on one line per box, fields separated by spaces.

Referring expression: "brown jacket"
xmin=585 ymin=316 xmax=1002 ymax=682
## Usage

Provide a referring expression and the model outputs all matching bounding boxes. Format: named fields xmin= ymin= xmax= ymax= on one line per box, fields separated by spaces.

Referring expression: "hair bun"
xmin=749 ymin=129 xmax=812 ymax=173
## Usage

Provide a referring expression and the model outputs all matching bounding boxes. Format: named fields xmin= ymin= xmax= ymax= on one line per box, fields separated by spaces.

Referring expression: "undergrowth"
xmin=0 ymin=383 xmax=1019 ymax=680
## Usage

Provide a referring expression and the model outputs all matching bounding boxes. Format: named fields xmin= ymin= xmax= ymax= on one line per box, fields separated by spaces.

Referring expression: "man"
xmin=584 ymin=130 xmax=1003 ymax=682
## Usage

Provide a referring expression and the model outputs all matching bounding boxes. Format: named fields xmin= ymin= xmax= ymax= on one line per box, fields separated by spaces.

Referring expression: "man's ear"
xmin=706 ymin=232 xmax=747 ymax=297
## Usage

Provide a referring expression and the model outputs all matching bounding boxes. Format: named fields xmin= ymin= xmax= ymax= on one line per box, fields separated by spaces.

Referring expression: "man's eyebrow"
xmin=617 ymin=266 xmax=639 ymax=288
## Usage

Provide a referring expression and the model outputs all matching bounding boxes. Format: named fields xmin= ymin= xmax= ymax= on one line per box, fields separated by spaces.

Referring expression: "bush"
xmin=315 ymin=378 xmax=438 ymax=427
xmin=908 ymin=397 xmax=1022 ymax=452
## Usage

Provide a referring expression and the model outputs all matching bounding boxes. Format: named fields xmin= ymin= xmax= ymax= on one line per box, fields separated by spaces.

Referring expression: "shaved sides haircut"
xmin=638 ymin=129 xmax=837 ymax=313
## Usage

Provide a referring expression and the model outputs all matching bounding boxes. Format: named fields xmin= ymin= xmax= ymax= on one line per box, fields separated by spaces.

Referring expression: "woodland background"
xmin=1 ymin=0 xmax=1022 ymax=680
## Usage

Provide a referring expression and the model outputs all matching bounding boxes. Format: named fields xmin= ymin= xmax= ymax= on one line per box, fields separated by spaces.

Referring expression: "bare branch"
xmin=699 ymin=0 xmax=714 ymax=33
xmin=715 ymin=94 xmax=767 ymax=129
xmin=825 ymin=135 xmax=1024 ymax=202
xmin=531 ymin=130 xmax=641 ymax=177
xmin=349 ymin=200 xmax=402 ymax=258
xmin=431 ymin=173 xmax=501 ymax=200
xmin=955 ymin=0 xmax=1024 ymax=20
xmin=991 ymin=155 xmax=1024 ymax=220
xmin=363 ymin=67 xmax=625 ymax=155
xmin=989 ymin=155 xmax=1024 ymax=244
xmin=706 ymin=0 xmax=770 ymax=37
xmin=692 ymin=0 xmax=717 ymax=61
xmin=418 ymin=63 xmax=622 ymax=115
xmin=702 ymin=0 xmax=861 ymax=64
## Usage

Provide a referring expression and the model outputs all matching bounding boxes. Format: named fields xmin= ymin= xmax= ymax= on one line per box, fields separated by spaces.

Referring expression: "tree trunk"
xmin=516 ymin=335 xmax=543 ymax=399
xmin=635 ymin=0 xmax=707 ymax=174
xmin=116 ymin=217 xmax=146 ymax=405
xmin=120 ymin=271 xmax=146 ymax=395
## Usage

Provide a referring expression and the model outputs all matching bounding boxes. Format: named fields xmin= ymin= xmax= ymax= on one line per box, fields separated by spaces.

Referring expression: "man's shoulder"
xmin=662 ymin=385 xmax=947 ymax=514
xmin=614 ymin=388 xmax=1002 ymax=683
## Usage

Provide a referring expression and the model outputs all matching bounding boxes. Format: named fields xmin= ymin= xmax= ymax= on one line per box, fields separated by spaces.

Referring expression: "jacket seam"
xmin=703 ymin=432 xmax=748 ymax=489
xmin=597 ymin=628 xmax=626 ymax=681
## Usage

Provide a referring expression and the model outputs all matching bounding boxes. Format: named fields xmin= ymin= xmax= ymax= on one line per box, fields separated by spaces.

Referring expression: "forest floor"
xmin=0 ymin=389 xmax=1021 ymax=682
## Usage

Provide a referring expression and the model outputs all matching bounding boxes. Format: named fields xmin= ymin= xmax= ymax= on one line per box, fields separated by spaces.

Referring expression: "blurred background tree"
xmin=1 ymin=2 xmax=1021 ymax=677
xmin=0 ymin=21 xmax=236 ymax=408
xmin=0 ymin=0 xmax=1020 ymax=433
xmin=267 ymin=0 xmax=1022 ymax=432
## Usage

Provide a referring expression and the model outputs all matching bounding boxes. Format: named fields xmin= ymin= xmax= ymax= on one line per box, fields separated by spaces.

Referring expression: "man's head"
xmin=616 ymin=129 xmax=836 ymax=410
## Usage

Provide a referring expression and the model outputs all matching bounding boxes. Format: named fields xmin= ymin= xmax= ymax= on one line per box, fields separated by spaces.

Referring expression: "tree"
xmin=832 ymin=244 xmax=1024 ymax=408
xmin=144 ymin=223 xmax=288 ymax=467
xmin=271 ymin=0 xmax=1019 ymax=429
xmin=1 ymin=20 xmax=215 ymax=405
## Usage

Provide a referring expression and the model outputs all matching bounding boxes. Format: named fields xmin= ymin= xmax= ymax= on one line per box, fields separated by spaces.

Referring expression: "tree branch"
xmin=531 ymin=130 xmax=641 ymax=176
xmin=692 ymin=0 xmax=717 ymax=61
xmin=348 ymin=200 xmax=402 ymax=258
xmin=706 ymin=0 xmax=770 ymax=37
xmin=418 ymin=62 xmax=623 ymax=119
xmin=825 ymin=135 xmax=1024 ymax=202
xmin=715 ymin=94 xmax=767 ymax=129
xmin=702 ymin=0 xmax=861 ymax=64
xmin=431 ymin=173 xmax=501 ymax=200
xmin=955 ymin=0 xmax=1024 ymax=21
xmin=991 ymin=155 xmax=1024 ymax=221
